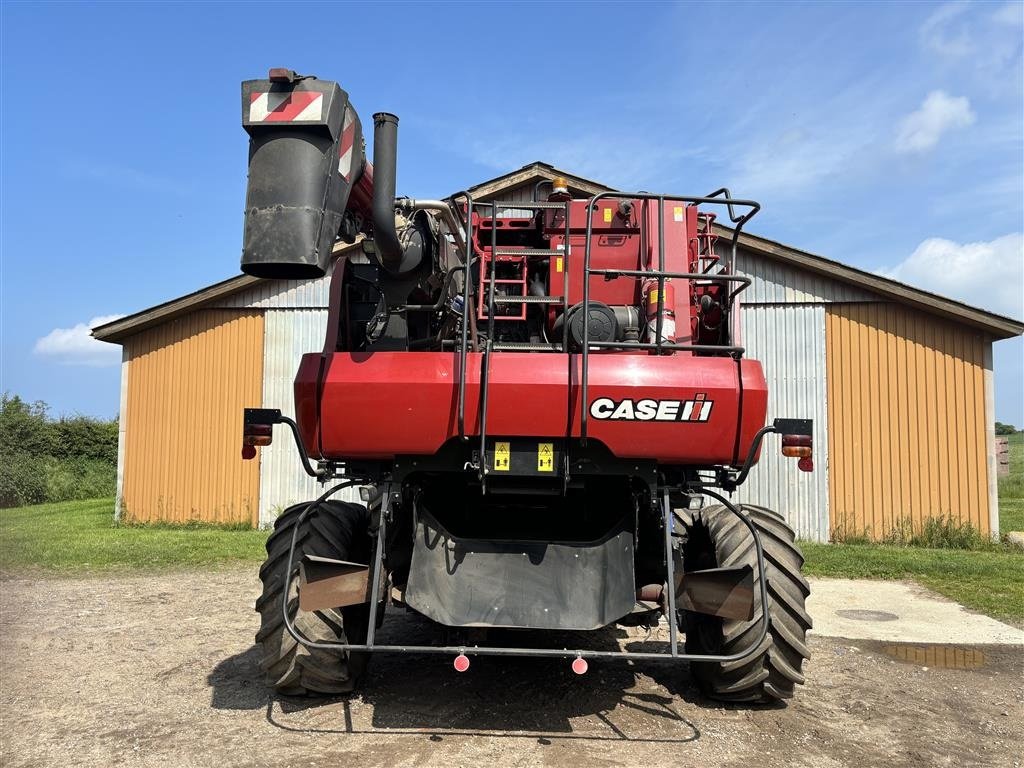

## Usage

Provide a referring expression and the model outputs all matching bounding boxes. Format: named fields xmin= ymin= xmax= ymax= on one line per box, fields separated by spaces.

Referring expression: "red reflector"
xmin=453 ymin=654 xmax=470 ymax=672
xmin=244 ymin=424 xmax=273 ymax=437
xmin=781 ymin=434 xmax=812 ymax=447
xmin=241 ymin=444 xmax=257 ymax=460
xmin=782 ymin=433 xmax=812 ymax=458
xmin=571 ymin=657 xmax=588 ymax=675
xmin=243 ymin=435 xmax=272 ymax=447
xmin=268 ymin=67 xmax=294 ymax=83
xmin=798 ymin=456 xmax=814 ymax=472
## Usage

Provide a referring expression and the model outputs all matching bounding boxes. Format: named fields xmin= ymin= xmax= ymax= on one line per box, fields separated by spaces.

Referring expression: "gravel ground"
xmin=1 ymin=566 xmax=1021 ymax=768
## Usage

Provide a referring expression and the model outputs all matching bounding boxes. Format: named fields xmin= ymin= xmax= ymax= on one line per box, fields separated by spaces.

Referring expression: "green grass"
xmin=0 ymin=497 xmax=269 ymax=573
xmin=801 ymin=432 xmax=1024 ymax=625
xmin=801 ymin=542 xmax=1024 ymax=625
xmin=999 ymin=432 xmax=1023 ymax=534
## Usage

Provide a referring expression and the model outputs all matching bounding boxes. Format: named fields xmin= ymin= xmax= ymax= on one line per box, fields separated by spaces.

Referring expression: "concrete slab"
xmin=806 ymin=577 xmax=1024 ymax=644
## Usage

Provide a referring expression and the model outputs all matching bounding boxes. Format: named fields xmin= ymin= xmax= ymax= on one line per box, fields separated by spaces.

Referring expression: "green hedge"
xmin=0 ymin=394 xmax=117 ymax=507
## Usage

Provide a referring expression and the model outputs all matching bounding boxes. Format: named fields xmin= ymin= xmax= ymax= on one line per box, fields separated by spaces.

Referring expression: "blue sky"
xmin=2 ymin=1 xmax=1022 ymax=423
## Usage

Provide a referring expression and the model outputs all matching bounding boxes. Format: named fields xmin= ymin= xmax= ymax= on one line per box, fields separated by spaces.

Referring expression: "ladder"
xmin=476 ymin=199 xmax=572 ymax=488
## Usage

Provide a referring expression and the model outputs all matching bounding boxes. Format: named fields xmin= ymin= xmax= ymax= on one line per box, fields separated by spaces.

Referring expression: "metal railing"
xmin=579 ymin=191 xmax=760 ymax=440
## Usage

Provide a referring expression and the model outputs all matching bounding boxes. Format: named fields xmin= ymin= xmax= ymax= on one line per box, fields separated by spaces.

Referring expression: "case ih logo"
xmin=590 ymin=395 xmax=714 ymax=422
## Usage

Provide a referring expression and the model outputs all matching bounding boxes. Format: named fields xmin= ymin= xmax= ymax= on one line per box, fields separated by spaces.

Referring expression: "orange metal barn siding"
xmin=121 ymin=310 xmax=264 ymax=525
xmin=826 ymin=303 xmax=991 ymax=539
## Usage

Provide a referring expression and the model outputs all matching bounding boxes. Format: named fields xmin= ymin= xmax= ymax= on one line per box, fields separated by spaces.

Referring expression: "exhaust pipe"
xmin=371 ymin=112 xmax=414 ymax=274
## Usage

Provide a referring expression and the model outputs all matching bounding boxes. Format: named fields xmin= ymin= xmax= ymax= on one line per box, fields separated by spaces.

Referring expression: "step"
xmin=493 ymin=295 xmax=564 ymax=305
xmin=492 ymin=342 xmax=564 ymax=352
xmin=488 ymin=200 xmax=568 ymax=210
xmin=491 ymin=249 xmax=562 ymax=257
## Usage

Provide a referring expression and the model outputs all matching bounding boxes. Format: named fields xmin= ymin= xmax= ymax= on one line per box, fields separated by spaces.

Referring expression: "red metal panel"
xmin=302 ymin=351 xmax=767 ymax=465
xmin=546 ymin=199 xmax=693 ymax=341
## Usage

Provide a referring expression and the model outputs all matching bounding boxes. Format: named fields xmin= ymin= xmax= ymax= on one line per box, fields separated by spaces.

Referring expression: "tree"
xmin=0 ymin=393 xmax=56 ymax=457
xmin=995 ymin=422 xmax=1018 ymax=436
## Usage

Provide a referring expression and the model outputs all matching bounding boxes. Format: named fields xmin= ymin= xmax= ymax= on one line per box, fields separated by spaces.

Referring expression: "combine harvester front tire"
xmin=681 ymin=504 xmax=812 ymax=704
xmin=255 ymin=500 xmax=372 ymax=695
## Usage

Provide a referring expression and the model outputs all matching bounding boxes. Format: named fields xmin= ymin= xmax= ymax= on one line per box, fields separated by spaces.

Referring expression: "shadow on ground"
xmin=207 ymin=612 xmax=707 ymax=743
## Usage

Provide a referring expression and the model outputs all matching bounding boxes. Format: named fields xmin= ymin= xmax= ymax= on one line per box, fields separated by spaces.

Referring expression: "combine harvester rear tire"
xmin=681 ymin=504 xmax=812 ymax=704
xmin=255 ymin=500 xmax=372 ymax=695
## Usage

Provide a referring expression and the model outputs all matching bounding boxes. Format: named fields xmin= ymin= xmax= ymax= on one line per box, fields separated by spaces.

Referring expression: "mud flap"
xmin=405 ymin=512 xmax=636 ymax=630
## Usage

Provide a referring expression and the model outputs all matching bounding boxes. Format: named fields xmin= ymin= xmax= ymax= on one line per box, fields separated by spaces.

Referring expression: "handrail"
xmin=447 ymin=190 xmax=475 ymax=441
xmin=580 ymin=190 xmax=760 ymax=441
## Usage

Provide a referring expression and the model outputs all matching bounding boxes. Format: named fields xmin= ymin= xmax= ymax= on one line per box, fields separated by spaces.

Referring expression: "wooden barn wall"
xmin=826 ymin=303 xmax=991 ymax=539
xmin=121 ymin=310 xmax=264 ymax=525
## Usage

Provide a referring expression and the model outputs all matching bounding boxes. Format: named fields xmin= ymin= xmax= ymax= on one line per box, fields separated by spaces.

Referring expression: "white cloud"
xmin=920 ymin=2 xmax=1022 ymax=86
xmin=33 ymin=315 xmax=126 ymax=367
xmin=894 ymin=91 xmax=975 ymax=154
xmin=880 ymin=233 xmax=1023 ymax=319
xmin=920 ymin=3 xmax=975 ymax=58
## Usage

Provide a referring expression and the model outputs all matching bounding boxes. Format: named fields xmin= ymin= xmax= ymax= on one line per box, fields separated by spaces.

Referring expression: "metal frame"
xmin=244 ymin=408 xmax=322 ymax=479
xmin=279 ymin=476 xmax=772 ymax=666
xmin=444 ymin=189 xmax=760 ymax=448
xmin=580 ymin=191 xmax=760 ymax=441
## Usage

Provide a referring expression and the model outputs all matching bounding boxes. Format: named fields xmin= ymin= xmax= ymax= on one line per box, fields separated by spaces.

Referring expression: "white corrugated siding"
xmin=732 ymin=248 xmax=876 ymax=304
xmin=215 ymin=276 xmax=332 ymax=310
xmin=258 ymin=309 xmax=358 ymax=527
xmin=733 ymin=305 xmax=830 ymax=542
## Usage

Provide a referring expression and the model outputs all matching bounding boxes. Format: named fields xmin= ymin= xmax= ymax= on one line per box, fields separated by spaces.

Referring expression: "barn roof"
xmin=93 ymin=163 xmax=1024 ymax=343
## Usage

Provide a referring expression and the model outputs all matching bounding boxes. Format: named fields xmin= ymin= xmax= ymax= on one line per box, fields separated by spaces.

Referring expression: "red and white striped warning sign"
xmin=249 ymin=91 xmax=323 ymax=122
xmin=338 ymin=107 xmax=356 ymax=181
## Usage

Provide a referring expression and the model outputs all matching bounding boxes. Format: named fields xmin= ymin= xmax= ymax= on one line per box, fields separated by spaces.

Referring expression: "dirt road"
xmin=1 ymin=567 xmax=1020 ymax=768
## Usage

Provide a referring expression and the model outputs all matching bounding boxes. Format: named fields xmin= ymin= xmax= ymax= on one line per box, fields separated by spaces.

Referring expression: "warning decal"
xmin=249 ymin=91 xmax=323 ymax=123
xmin=537 ymin=443 xmax=554 ymax=472
xmin=494 ymin=441 xmax=511 ymax=471
xmin=338 ymin=107 xmax=356 ymax=181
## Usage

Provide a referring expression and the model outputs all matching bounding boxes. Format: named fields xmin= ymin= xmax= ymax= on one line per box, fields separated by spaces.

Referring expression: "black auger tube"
xmin=371 ymin=112 xmax=404 ymax=273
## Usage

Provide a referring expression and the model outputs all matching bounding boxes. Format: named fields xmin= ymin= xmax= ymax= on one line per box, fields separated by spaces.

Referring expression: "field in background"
xmin=998 ymin=432 xmax=1023 ymax=534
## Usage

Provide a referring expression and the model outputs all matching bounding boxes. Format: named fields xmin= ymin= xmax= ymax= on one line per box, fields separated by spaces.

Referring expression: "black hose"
xmin=281 ymin=480 xmax=364 ymax=645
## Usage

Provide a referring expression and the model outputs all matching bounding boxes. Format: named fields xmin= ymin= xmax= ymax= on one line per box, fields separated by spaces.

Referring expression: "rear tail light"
xmin=781 ymin=434 xmax=813 ymax=472
xmin=242 ymin=408 xmax=283 ymax=460
xmin=781 ymin=434 xmax=811 ymax=457
xmin=243 ymin=423 xmax=273 ymax=447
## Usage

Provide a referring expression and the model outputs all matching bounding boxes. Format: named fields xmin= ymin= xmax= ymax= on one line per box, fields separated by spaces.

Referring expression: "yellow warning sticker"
xmin=673 ymin=206 xmax=684 ymax=222
xmin=494 ymin=441 xmax=511 ymax=471
xmin=537 ymin=442 xmax=554 ymax=472
xmin=603 ymin=207 xmax=613 ymax=223
xmin=555 ymin=256 xmax=563 ymax=273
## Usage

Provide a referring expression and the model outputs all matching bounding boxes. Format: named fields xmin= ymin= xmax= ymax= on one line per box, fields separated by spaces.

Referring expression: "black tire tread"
xmin=255 ymin=500 xmax=372 ymax=696
xmin=683 ymin=503 xmax=812 ymax=704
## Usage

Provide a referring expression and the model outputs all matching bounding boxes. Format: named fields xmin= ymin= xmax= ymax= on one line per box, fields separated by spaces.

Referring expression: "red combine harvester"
xmin=241 ymin=69 xmax=814 ymax=703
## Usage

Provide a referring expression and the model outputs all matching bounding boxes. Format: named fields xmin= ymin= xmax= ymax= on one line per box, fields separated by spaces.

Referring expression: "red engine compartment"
xmin=296 ymin=351 xmax=767 ymax=466
xmin=294 ymin=192 xmax=768 ymax=469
